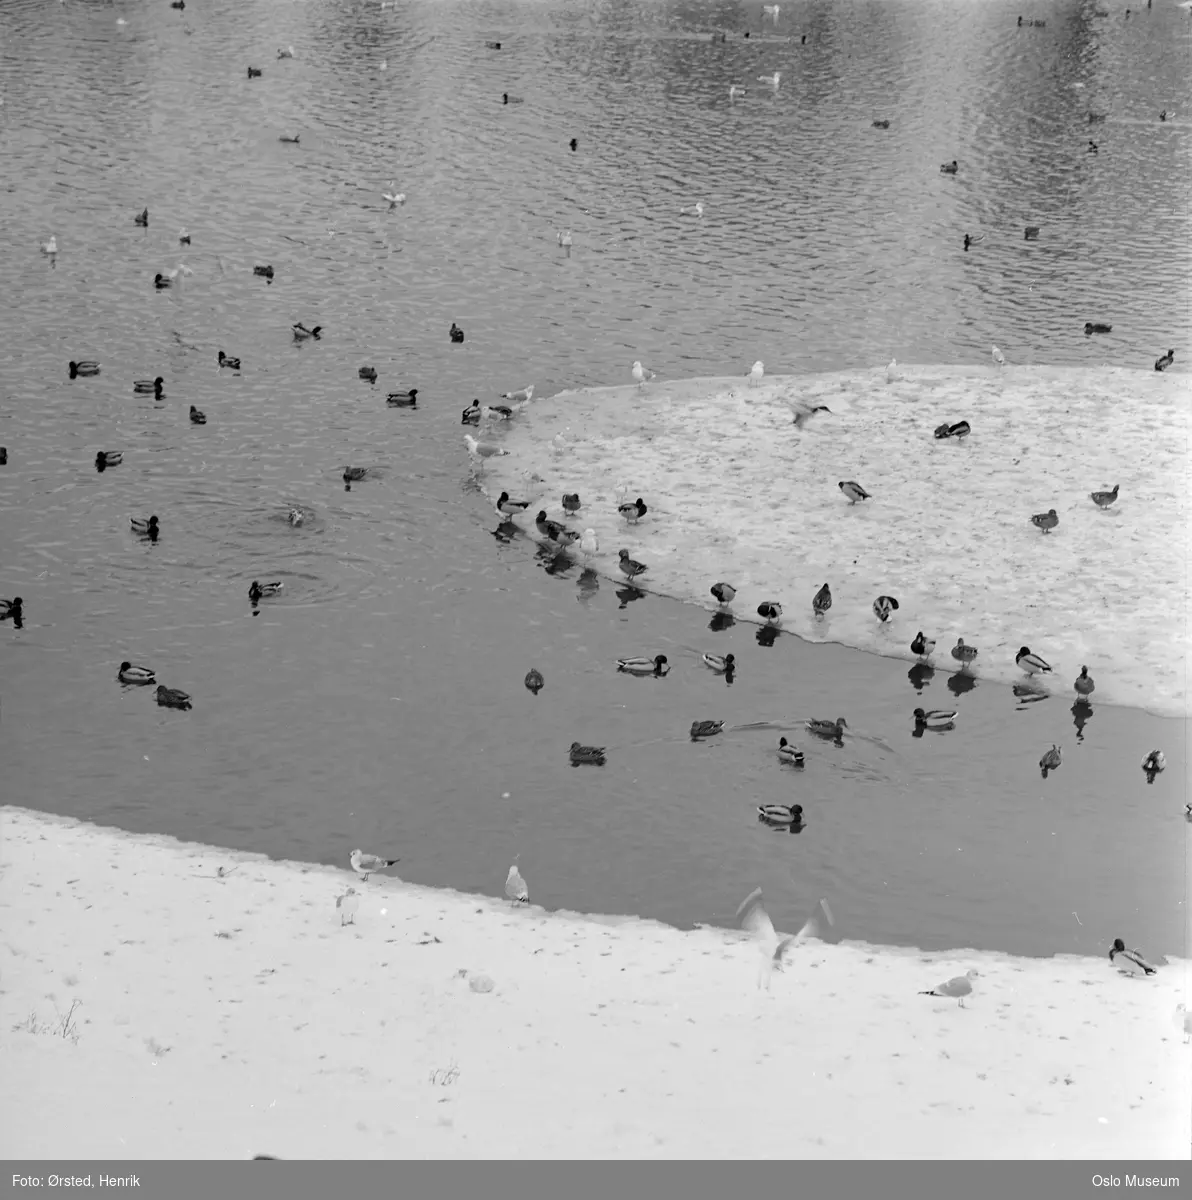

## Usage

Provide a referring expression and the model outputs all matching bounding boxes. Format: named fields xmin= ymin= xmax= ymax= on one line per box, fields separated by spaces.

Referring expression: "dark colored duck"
xmin=254 ymin=265 xmax=274 ymax=280
xmin=248 ymin=66 xmax=263 ymax=78
xmin=940 ymin=160 xmax=958 ymax=174
xmin=189 ymin=406 xmax=207 ymax=424
xmin=292 ymin=323 xmax=322 ymax=340
xmin=1084 ymin=322 xmax=1112 ymax=335
xmin=812 ymin=582 xmax=831 ymax=618
xmin=69 ymin=360 xmax=100 ymax=378
xmin=133 ymin=377 xmax=164 ymax=394
xmin=130 ymin=515 xmax=159 ymax=539
xmin=96 ymin=451 xmax=122 ymax=471
xmin=1024 ymin=226 xmax=1040 ymax=240
xmin=134 ymin=208 xmax=149 ymax=226
xmin=218 ymin=351 xmax=240 ymax=369
xmin=569 ymin=742 xmax=606 ymax=766
xmin=690 ymin=719 xmax=724 ymax=740
xmin=248 ymin=580 xmax=283 ymax=603
xmin=156 ymin=685 xmax=192 ymax=710
xmin=524 ymin=668 xmax=544 ymax=695
xmin=449 ymin=323 xmax=465 ymax=343
xmin=1154 ymin=349 xmax=1174 ymax=372
xmin=387 ymin=389 xmax=418 ymax=407
xmin=359 ymin=367 xmax=377 ymax=383
xmin=0 ymin=597 xmax=23 ymax=621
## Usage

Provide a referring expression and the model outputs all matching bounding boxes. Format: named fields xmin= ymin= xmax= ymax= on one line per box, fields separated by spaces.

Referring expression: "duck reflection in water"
xmin=491 ymin=519 xmax=518 ymax=545
xmin=1013 ymin=681 xmax=1049 ymax=706
xmin=538 ymin=547 xmax=573 ymax=576
xmin=616 ymin=584 xmax=645 ymax=609
xmin=946 ymin=671 xmax=977 ymax=698
xmin=576 ymin=567 xmax=599 ymax=604
xmin=1071 ymin=699 xmax=1094 ymax=741
xmin=708 ymin=611 xmax=735 ymax=633
xmin=907 ymin=663 xmax=934 ymax=692
xmin=756 ymin=625 xmax=779 ymax=648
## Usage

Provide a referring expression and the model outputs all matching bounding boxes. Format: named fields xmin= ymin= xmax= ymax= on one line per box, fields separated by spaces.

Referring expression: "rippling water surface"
xmin=1 ymin=0 xmax=1188 ymax=959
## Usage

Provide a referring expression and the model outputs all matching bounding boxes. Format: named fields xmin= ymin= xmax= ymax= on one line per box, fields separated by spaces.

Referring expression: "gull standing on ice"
xmin=336 ymin=887 xmax=360 ymax=925
xmin=992 ymin=345 xmax=1005 ymax=368
xmin=383 ymin=186 xmax=406 ymax=208
xmin=736 ymin=888 xmax=833 ymax=991
xmin=464 ymin=434 xmax=509 ymax=464
xmin=505 ymin=858 xmax=529 ymax=903
xmin=501 ymin=385 xmax=534 ymax=404
xmin=748 ymin=360 xmax=764 ymax=386
xmin=631 ymin=361 xmax=656 ymax=386
xmin=350 ymin=849 xmax=400 ymax=881
xmin=41 ymin=235 xmax=58 ymax=256
xmin=580 ymin=528 xmax=599 ymax=558
xmin=1173 ymin=1004 xmax=1192 ymax=1043
xmin=919 ymin=969 xmax=978 ymax=1007
xmin=729 ymin=85 xmax=747 ymax=99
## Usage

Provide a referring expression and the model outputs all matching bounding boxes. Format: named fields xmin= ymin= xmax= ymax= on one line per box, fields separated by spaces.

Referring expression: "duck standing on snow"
xmin=951 ymin=638 xmax=978 ymax=668
xmin=496 ymin=491 xmax=531 ymax=517
xmin=618 ymin=497 xmax=647 ymax=522
xmin=1109 ymin=938 xmax=1156 ymax=976
xmin=1030 ymin=508 xmax=1059 ymax=534
xmin=838 ymin=480 xmax=870 ymax=505
xmin=617 ymin=548 xmax=648 ymax=584
xmin=1090 ymin=483 xmax=1119 ymax=508
xmin=710 ymin=582 xmax=736 ymax=607
xmin=1039 ymin=743 xmax=1062 ymax=776
xmin=812 ymin=583 xmax=831 ymax=618
xmin=873 ymin=595 xmax=899 ymax=623
xmin=757 ymin=601 xmax=782 ymax=624
xmin=1016 ymin=646 xmax=1052 ymax=675
xmin=911 ymin=631 xmax=935 ymax=659
xmin=1154 ymin=349 xmax=1174 ymax=371
xmin=562 ymin=493 xmax=581 ymax=514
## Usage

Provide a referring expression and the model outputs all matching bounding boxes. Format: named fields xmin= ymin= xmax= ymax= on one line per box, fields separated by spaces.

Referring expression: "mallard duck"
xmin=133 ymin=377 xmax=164 ymax=394
xmin=118 ymin=661 xmax=156 ymax=685
xmin=873 ymin=119 xmax=890 ymax=129
xmin=1141 ymin=749 xmax=1165 ymax=774
xmin=1074 ymin=665 xmax=1095 ymax=697
xmin=1109 ymin=938 xmax=1155 ymax=976
xmin=702 ymin=652 xmax=734 ymax=673
xmin=343 ymin=466 xmax=368 ymax=483
xmin=503 ymin=93 xmax=524 ymax=104
xmin=449 ymin=323 xmax=465 ymax=343
xmin=287 ymin=509 xmax=304 ymax=527
xmin=535 ymin=511 xmax=569 ymax=540
xmin=190 ymin=405 xmax=207 ymax=424
xmin=617 ymin=548 xmax=647 ymax=583
xmin=617 ymin=654 xmax=670 ymax=676
xmin=911 ymin=631 xmax=935 ymax=658
xmin=0 ymin=597 xmax=23 ymax=620
xmin=1159 ymin=110 xmax=1167 ymax=121
xmin=690 ymin=720 xmax=725 ymax=739
xmin=358 ymin=366 xmax=377 ymax=382
xmin=951 ymin=638 xmax=978 ymax=667
xmin=1154 ymin=349 xmax=1174 ymax=371
xmin=569 ymin=742 xmax=606 ymax=765
xmin=277 ymin=45 xmax=294 ymax=57
xmin=154 ymin=274 xmax=172 ymax=289
xmin=1024 ymin=226 xmax=1041 ymax=240
xmin=618 ymin=497 xmax=647 ymax=522
xmin=524 ymin=668 xmax=544 ymax=695
xmin=1088 ymin=140 xmax=1098 ymax=153
xmin=134 ymin=207 xmax=149 ymax=226
xmin=1016 ymin=646 xmax=1052 ymax=674
xmin=96 ymin=451 xmax=123 ymax=470
xmin=1084 ymin=321 xmax=1112 ymax=334
xmin=1039 ymin=743 xmax=1062 ymax=774
xmin=387 ymin=390 xmax=418 ymax=407
xmin=497 ymin=491 xmax=531 ymax=517
xmin=130 ymin=515 xmax=159 ymax=538
xmin=807 ymin=716 xmax=847 ymax=740
xmin=631 ymin=361 xmax=656 ymax=385
xmin=248 ymin=580 xmax=283 ymax=602
xmin=0 ymin=448 xmax=6 ymax=464
xmin=758 ymin=803 xmax=803 ymax=825
xmin=170 ymin=0 xmax=184 ymax=8
xmin=248 ymin=66 xmax=263 ymax=78
xmin=776 ymin=737 xmax=804 ymax=766
xmin=155 ymin=684 xmax=191 ymax=709
xmin=292 ymin=323 xmax=322 ymax=340
xmin=1030 ymin=508 xmax=1059 ymax=533
xmin=486 ymin=40 xmax=501 ymax=49
xmin=838 ymin=480 xmax=870 ymax=504
xmin=69 ymin=360 xmax=100 ymax=378
xmin=1090 ymin=483 xmax=1119 ymax=508
xmin=812 ymin=583 xmax=831 ymax=617
xmin=710 ymin=582 xmax=736 ymax=606
xmin=501 ymin=385 xmax=534 ymax=404
xmin=947 ymin=420 xmax=971 ymax=439
xmin=873 ymin=595 xmax=899 ymax=623
xmin=461 ymin=400 xmax=481 ymax=424
xmin=179 ymin=229 xmax=191 ymax=244
xmin=757 ymin=601 xmax=782 ymax=623
xmin=253 ymin=266 xmax=274 ymax=280
xmin=215 ymin=351 xmax=240 ymax=371
xmin=940 ymin=160 xmax=958 ymax=174
xmin=914 ymin=708 xmax=956 ymax=730
xmin=559 ymin=493 xmax=581 ymax=515
xmin=279 ymin=134 xmax=300 ymax=145
xmin=933 ymin=421 xmax=953 ymax=439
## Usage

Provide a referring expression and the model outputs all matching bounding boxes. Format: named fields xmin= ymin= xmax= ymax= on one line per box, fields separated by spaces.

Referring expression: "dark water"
xmin=0 ymin=0 xmax=1188 ymax=959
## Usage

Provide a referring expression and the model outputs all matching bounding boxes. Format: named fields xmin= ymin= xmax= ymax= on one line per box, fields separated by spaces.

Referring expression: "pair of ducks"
xmin=119 ymin=662 xmax=191 ymax=709
xmin=1016 ymin=650 xmax=1095 ymax=697
xmin=933 ymin=420 xmax=970 ymax=439
xmin=614 ymin=652 xmax=736 ymax=677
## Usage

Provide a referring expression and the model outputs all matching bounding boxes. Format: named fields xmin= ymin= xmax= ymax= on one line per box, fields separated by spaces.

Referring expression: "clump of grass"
xmin=13 ymin=999 xmax=82 ymax=1045
xmin=428 ymin=1062 xmax=460 ymax=1087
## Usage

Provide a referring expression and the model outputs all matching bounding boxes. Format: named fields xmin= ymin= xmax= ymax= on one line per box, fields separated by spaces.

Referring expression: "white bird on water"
xmin=464 ymin=433 xmax=510 ymax=463
xmin=349 ymin=849 xmax=400 ymax=881
xmin=920 ymin=969 xmax=978 ymax=1007
xmin=631 ymin=361 xmax=656 ymax=386
xmin=336 ymin=887 xmax=360 ymax=925
xmin=383 ymin=186 xmax=406 ymax=208
xmin=763 ymin=4 xmax=780 ymax=20
xmin=580 ymin=528 xmax=599 ymax=557
xmin=505 ymin=858 xmax=529 ymax=903
xmin=758 ymin=72 xmax=781 ymax=87
xmin=736 ymin=888 xmax=834 ymax=991
xmin=557 ymin=229 xmax=572 ymax=251
xmin=729 ymin=85 xmax=747 ymax=99
xmin=886 ymin=357 xmax=898 ymax=383
xmin=992 ymin=345 xmax=1005 ymax=368
xmin=40 ymin=235 xmax=58 ymax=255
xmin=748 ymin=360 xmax=764 ymax=386
xmin=501 ymin=385 xmax=534 ymax=404
xmin=680 ymin=202 xmax=704 ymax=217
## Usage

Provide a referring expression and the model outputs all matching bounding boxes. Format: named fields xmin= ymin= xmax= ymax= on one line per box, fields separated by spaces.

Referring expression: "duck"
xmin=710 ymin=582 xmax=737 ymax=607
xmin=1159 ymin=110 xmax=1167 ymax=121
xmin=134 ymin=208 xmax=149 ymax=226
xmin=253 ymin=265 xmax=274 ymax=279
xmin=248 ymin=580 xmax=283 ymax=603
xmin=501 ymin=385 xmax=534 ymax=404
xmin=1073 ymin=665 xmax=1095 ymax=697
xmin=171 ymin=0 xmax=185 ymax=8
xmin=69 ymin=360 xmax=100 ymax=378
xmin=524 ymin=668 xmax=544 ymax=695
xmin=617 ymin=548 xmax=648 ymax=583
xmin=1090 ymin=483 xmax=1120 ymax=508
xmin=279 ymin=134 xmax=300 ymax=145
xmin=618 ymin=497 xmax=647 ymax=522
xmin=130 ymin=515 xmax=159 ymax=538
xmin=503 ymin=93 xmax=524 ymax=104
xmin=617 ymin=654 xmax=670 ymax=676
xmin=449 ymin=323 xmax=465 ymax=343
xmin=690 ymin=720 xmax=725 ymax=739
xmin=248 ymin=66 xmax=263 ymax=78
xmin=872 ymin=119 xmax=890 ymax=129
xmin=807 ymin=717 xmax=847 ymax=741
xmin=486 ymin=40 xmax=501 ymax=50
xmin=277 ymin=45 xmax=294 ymax=58
xmin=156 ymin=685 xmax=192 ymax=709
xmin=561 ymin=493 xmax=581 ymax=514
xmin=569 ymin=138 xmax=578 ymax=150
xmin=287 ymin=509 xmax=305 ymax=527
xmin=133 ymin=377 xmax=164 ymax=394
xmin=1084 ymin=321 xmax=1112 ymax=335
xmin=914 ymin=708 xmax=957 ymax=730
xmin=387 ymin=390 xmax=418 ymax=407
xmin=496 ymin=492 xmax=531 ymax=517
xmin=482 ymin=404 xmax=513 ymax=421
xmin=702 ymin=652 xmax=734 ymax=673
xmin=1154 ymin=349 xmax=1174 ymax=371
xmin=217 ymin=351 xmax=241 ymax=371
xmin=1024 ymin=226 xmax=1040 ymax=240
xmin=292 ymin=323 xmax=322 ymax=340
xmin=757 ymin=601 xmax=782 ymax=623
xmin=873 ymin=595 xmax=899 ymax=623
xmin=758 ymin=803 xmax=803 ymax=826
xmin=1087 ymin=111 xmax=1107 ymax=123
xmin=536 ymin=511 xmax=570 ymax=541
xmin=776 ymin=737 xmax=804 ymax=766
xmin=569 ymin=742 xmax=606 ymax=765
xmin=947 ymin=420 xmax=971 ymax=439
xmin=1016 ymin=646 xmax=1052 ymax=675
xmin=933 ymin=422 xmax=953 ymax=439
xmin=1141 ymin=749 xmax=1166 ymax=775
xmin=729 ymin=86 xmax=747 ymax=99
xmin=190 ymin=404 xmax=208 ymax=424
xmin=0 ymin=448 xmax=6 ymax=465
xmin=154 ymin=274 xmax=173 ymax=290
xmin=951 ymin=638 xmax=978 ymax=667
xmin=1039 ymin=743 xmax=1062 ymax=774
xmin=118 ymin=662 xmax=156 ymax=685
xmin=940 ymin=160 xmax=958 ymax=174
xmin=461 ymin=400 xmax=481 ymax=424
xmin=992 ymin=345 xmax=1005 ymax=367
xmin=1088 ymin=140 xmax=1098 ymax=153
xmin=812 ymin=582 xmax=832 ymax=617
xmin=911 ymin=631 xmax=935 ymax=658
xmin=1108 ymin=938 xmax=1156 ymax=976
xmin=0 ymin=597 xmax=23 ymax=620
xmin=358 ymin=366 xmax=377 ymax=383
xmin=838 ymin=480 xmax=871 ymax=504
xmin=96 ymin=451 xmax=123 ymax=470
xmin=179 ymin=229 xmax=191 ymax=244
xmin=383 ymin=190 xmax=407 ymax=208
xmin=1030 ymin=508 xmax=1059 ymax=534
xmin=41 ymin=235 xmax=58 ymax=255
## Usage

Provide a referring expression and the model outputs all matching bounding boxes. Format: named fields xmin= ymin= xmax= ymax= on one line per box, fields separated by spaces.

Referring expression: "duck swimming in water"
xmin=96 ymin=451 xmax=123 ymax=470
xmin=343 ymin=466 xmax=369 ymax=484
xmin=292 ymin=323 xmax=322 ymax=340
xmin=758 ymin=802 xmax=803 ymax=825
xmin=524 ymin=668 xmax=544 ymax=695
xmin=702 ymin=652 xmax=734 ymax=673
xmin=776 ymin=737 xmax=804 ymax=766
xmin=0 ymin=597 xmax=22 ymax=620
xmin=807 ymin=716 xmax=847 ymax=740
xmin=387 ymin=389 xmax=418 ymax=407
xmin=449 ymin=323 xmax=465 ymax=343
xmin=249 ymin=580 xmax=283 ymax=603
xmin=133 ymin=377 xmax=164 ymax=395
xmin=69 ymin=360 xmax=100 ymax=378
xmin=1084 ymin=321 xmax=1112 ymax=334
xmin=358 ymin=366 xmax=377 ymax=383
xmin=690 ymin=719 xmax=725 ymax=740
xmin=156 ymin=685 xmax=192 ymax=709
xmin=130 ymin=515 xmax=158 ymax=538
xmin=1154 ymin=349 xmax=1174 ymax=371
xmin=940 ymin=160 xmax=958 ymax=174
xmin=118 ymin=661 xmax=156 ymax=685
xmin=617 ymin=654 xmax=670 ymax=676
xmin=914 ymin=708 xmax=956 ymax=730
xmin=134 ymin=207 xmax=149 ymax=226
xmin=569 ymin=742 xmax=605 ymax=766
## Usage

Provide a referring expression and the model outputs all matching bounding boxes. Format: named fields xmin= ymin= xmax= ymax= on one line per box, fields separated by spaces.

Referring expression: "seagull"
xmin=1174 ymin=1004 xmax=1192 ymax=1043
xmin=748 ymin=360 xmax=764 ymax=386
xmin=1109 ymin=938 xmax=1156 ymax=976
xmin=680 ymin=202 xmax=704 ymax=217
xmin=501 ymin=385 xmax=534 ymax=404
xmin=758 ymin=72 xmax=781 ymax=87
xmin=919 ymin=968 xmax=978 ymax=1007
xmin=336 ymin=888 xmax=360 ymax=925
xmin=278 ymin=45 xmax=295 ymax=58
xmin=579 ymin=528 xmax=599 ymax=557
xmin=464 ymin=434 xmax=509 ymax=463
xmin=40 ymin=235 xmax=57 ymax=255
xmin=350 ymin=849 xmax=400 ymax=881
xmin=729 ymin=85 xmax=747 ymax=98
xmin=557 ymin=229 xmax=573 ymax=253
xmin=992 ymin=345 xmax=1005 ymax=368
xmin=886 ymin=358 xmax=899 ymax=383
xmin=736 ymin=889 xmax=833 ymax=991
xmin=383 ymin=188 xmax=406 ymax=208
xmin=762 ymin=4 xmax=780 ymax=19
xmin=631 ymin=361 xmax=656 ymax=385
xmin=505 ymin=858 xmax=529 ymax=903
